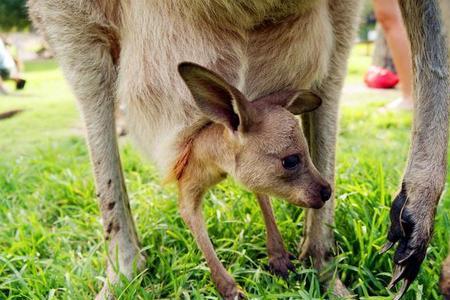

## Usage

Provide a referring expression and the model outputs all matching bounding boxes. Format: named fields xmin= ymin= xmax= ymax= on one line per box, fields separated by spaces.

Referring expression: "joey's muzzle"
xmin=320 ymin=184 xmax=332 ymax=202
xmin=290 ymin=180 xmax=332 ymax=209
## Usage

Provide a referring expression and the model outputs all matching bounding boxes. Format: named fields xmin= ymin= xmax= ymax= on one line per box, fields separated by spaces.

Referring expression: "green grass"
xmin=0 ymin=47 xmax=449 ymax=300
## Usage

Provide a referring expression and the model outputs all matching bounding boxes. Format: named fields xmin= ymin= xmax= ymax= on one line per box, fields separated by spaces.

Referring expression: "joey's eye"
xmin=281 ymin=154 xmax=300 ymax=170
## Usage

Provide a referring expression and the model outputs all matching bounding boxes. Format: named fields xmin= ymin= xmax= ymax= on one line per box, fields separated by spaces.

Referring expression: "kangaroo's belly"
xmin=243 ymin=2 xmax=333 ymax=99
xmin=118 ymin=0 xmax=333 ymax=173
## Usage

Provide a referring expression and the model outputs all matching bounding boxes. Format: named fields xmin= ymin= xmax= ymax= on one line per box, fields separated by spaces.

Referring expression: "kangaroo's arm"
xmin=382 ymin=0 xmax=449 ymax=298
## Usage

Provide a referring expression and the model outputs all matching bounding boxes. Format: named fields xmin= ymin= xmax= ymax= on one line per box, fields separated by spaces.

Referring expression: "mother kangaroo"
xmin=28 ymin=1 xmax=449 ymax=299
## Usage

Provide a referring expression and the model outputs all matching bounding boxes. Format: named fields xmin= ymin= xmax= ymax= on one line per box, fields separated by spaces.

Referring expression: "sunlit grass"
xmin=0 ymin=47 xmax=448 ymax=299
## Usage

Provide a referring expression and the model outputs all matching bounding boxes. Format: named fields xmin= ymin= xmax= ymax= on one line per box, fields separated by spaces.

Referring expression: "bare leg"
xmin=0 ymin=76 xmax=9 ymax=95
xmin=374 ymin=0 xmax=413 ymax=109
xmin=178 ymin=180 xmax=244 ymax=300
xmin=256 ymin=194 xmax=295 ymax=278
xmin=28 ymin=2 xmax=145 ymax=299
xmin=299 ymin=0 xmax=360 ymax=296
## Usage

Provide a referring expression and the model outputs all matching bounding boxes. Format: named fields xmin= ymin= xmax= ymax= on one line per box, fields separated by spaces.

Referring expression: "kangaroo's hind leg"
xmin=28 ymin=2 xmax=145 ymax=299
xmin=299 ymin=0 xmax=361 ymax=296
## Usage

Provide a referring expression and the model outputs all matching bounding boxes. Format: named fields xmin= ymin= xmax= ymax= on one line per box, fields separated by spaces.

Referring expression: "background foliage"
xmin=0 ymin=0 xmax=30 ymax=31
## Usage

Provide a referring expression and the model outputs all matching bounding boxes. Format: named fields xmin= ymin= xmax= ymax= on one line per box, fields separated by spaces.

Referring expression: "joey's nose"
xmin=320 ymin=185 xmax=332 ymax=202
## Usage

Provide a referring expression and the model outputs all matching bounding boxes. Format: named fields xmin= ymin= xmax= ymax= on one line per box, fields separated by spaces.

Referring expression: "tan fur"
xmin=166 ymin=138 xmax=194 ymax=182
xmin=27 ymin=0 xmax=449 ymax=299
xmin=23 ymin=0 xmax=361 ymax=298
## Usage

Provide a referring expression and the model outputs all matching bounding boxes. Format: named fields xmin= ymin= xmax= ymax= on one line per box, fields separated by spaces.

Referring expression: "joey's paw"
xmin=221 ymin=285 xmax=246 ymax=300
xmin=328 ymin=278 xmax=355 ymax=298
xmin=216 ymin=277 xmax=246 ymax=300
xmin=268 ymin=251 xmax=296 ymax=278
xmin=381 ymin=184 xmax=437 ymax=300
xmin=95 ymin=284 xmax=114 ymax=300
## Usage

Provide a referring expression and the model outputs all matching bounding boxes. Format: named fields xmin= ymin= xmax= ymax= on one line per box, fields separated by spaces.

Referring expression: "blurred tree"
xmin=0 ymin=0 xmax=30 ymax=31
xmin=358 ymin=0 xmax=376 ymax=41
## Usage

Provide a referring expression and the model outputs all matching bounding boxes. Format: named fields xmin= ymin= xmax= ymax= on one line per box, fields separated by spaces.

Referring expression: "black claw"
xmin=387 ymin=185 xmax=410 ymax=244
xmin=397 ymin=249 xmax=416 ymax=265
xmin=384 ymin=182 xmax=438 ymax=300
xmin=393 ymin=242 xmax=409 ymax=264
xmin=393 ymin=279 xmax=411 ymax=300
xmin=388 ymin=265 xmax=406 ymax=289
xmin=288 ymin=262 xmax=297 ymax=273
xmin=387 ymin=245 xmax=426 ymax=299
xmin=380 ymin=241 xmax=395 ymax=254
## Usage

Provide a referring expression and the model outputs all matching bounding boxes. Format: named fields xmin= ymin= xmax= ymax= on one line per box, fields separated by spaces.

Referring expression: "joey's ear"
xmin=286 ymin=90 xmax=322 ymax=114
xmin=255 ymin=90 xmax=322 ymax=115
xmin=178 ymin=62 xmax=254 ymax=132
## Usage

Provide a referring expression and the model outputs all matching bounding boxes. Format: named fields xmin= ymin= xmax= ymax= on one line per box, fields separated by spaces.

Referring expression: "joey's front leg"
xmin=256 ymin=194 xmax=296 ymax=278
xmin=178 ymin=179 xmax=245 ymax=299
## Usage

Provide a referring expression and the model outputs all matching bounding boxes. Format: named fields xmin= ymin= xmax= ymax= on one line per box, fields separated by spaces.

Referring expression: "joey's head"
xmin=178 ymin=62 xmax=331 ymax=209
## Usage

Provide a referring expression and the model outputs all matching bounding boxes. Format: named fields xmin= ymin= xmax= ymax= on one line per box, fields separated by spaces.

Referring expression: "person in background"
xmin=0 ymin=37 xmax=26 ymax=95
xmin=373 ymin=0 xmax=413 ymax=110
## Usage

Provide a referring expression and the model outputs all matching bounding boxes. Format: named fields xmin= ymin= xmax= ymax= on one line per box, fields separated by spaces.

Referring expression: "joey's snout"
xmin=320 ymin=184 xmax=332 ymax=202
xmin=291 ymin=172 xmax=332 ymax=209
xmin=305 ymin=181 xmax=332 ymax=209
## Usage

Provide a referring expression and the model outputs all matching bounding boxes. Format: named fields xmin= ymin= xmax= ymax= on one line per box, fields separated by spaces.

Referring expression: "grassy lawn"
xmin=0 ymin=46 xmax=449 ymax=300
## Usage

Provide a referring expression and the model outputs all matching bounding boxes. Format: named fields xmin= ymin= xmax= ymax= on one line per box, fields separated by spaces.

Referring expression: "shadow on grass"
xmin=0 ymin=109 xmax=23 ymax=120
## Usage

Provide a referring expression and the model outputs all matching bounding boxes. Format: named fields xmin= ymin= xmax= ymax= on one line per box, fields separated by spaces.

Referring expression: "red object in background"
xmin=364 ymin=66 xmax=399 ymax=89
